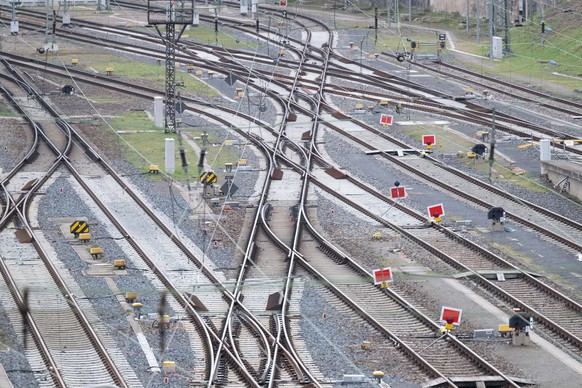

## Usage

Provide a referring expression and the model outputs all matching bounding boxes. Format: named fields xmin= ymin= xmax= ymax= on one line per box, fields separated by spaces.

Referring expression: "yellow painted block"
xmin=149 ymin=164 xmax=159 ymax=172
xmin=90 ymin=247 xmax=103 ymax=255
xmin=79 ymin=233 xmax=91 ymax=241
xmin=195 ymin=69 xmax=203 ymax=76
xmin=71 ymin=58 xmax=79 ymax=65
xmin=163 ymin=360 xmax=176 ymax=373
xmin=372 ymin=232 xmax=382 ymax=239
xmin=498 ymin=324 xmax=512 ymax=333
xmin=114 ymin=259 xmax=126 ymax=269
xmin=467 ymin=152 xmax=476 ymax=158
xmin=125 ymin=292 xmax=138 ymax=301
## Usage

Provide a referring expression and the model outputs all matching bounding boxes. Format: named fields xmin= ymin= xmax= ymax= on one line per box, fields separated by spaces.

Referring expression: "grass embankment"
xmin=109 ymin=112 xmax=245 ymax=182
xmin=403 ymin=3 xmax=582 ymax=94
xmin=404 ymin=124 xmax=547 ymax=192
xmin=299 ymin=0 xmax=582 ymax=94
xmin=58 ymin=53 xmax=218 ymax=98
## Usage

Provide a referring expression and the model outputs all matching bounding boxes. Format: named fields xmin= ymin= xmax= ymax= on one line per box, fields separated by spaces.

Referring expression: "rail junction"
xmin=0 ymin=1 xmax=581 ymax=387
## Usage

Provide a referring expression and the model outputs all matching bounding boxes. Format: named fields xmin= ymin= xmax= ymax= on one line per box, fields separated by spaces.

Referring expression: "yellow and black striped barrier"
xmin=200 ymin=171 xmax=217 ymax=186
xmin=70 ymin=220 xmax=89 ymax=236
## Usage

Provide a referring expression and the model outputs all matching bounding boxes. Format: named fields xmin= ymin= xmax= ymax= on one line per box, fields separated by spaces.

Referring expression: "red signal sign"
xmin=280 ymin=0 xmax=286 ymax=6
xmin=422 ymin=134 xmax=436 ymax=146
xmin=380 ymin=114 xmax=393 ymax=126
xmin=439 ymin=306 xmax=462 ymax=326
xmin=372 ymin=267 xmax=393 ymax=285
xmin=390 ymin=186 xmax=406 ymax=199
xmin=427 ymin=203 xmax=445 ymax=218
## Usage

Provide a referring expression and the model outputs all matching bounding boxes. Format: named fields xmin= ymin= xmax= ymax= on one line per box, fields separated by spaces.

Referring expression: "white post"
xmin=540 ymin=138 xmax=551 ymax=175
xmin=154 ymin=96 xmax=164 ymax=128
xmin=491 ymin=36 xmax=503 ymax=59
xmin=165 ymin=138 xmax=175 ymax=174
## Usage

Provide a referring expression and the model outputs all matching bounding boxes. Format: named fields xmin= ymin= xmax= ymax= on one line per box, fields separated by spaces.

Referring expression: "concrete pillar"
xmin=154 ymin=96 xmax=164 ymax=128
xmin=165 ymin=138 xmax=175 ymax=174
xmin=540 ymin=138 xmax=551 ymax=175
xmin=491 ymin=36 xmax=503 ymax=59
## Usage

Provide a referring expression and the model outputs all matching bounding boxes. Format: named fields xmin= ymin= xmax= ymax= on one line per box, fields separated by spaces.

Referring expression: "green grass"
xmin=0 ymin=110 xmax=17 ymax=117
xmin=395 ymin=2 xmax=582 ymax=94
xmin=404 ymin=124 xmax=547 ymax=192
xmin=59 ymin=54 xmax=218 ymax=97
xmin=109 ymin=111 xmax=246 ymax=183
xmin=181 ymin=25 xmax=258 ymax=49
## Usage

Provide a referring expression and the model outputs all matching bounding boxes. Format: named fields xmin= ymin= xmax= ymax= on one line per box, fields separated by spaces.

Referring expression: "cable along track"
xmin=313 ymin=107 xmax=582 ymax=253
xmin=304 ymin=162 xmax=582 ymax=358
xmin=289 ymin=221 xmax=520 ymax=386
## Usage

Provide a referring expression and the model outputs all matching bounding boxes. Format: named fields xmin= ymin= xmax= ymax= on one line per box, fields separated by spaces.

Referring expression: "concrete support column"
xmin=165 ymin=138 xmax=175 ymax=174
xmin=491 ymin=36 xmax=503 ymax=59
xmin=540 ymin=138 xmax=551 ymax=175
xmin=154 ymin=96 xmax=164 ymax=128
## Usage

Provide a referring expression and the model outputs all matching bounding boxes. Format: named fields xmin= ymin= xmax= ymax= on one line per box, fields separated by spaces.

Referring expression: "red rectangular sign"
xmin=427 ymin=203 xmax=445 ymax=218
xmin=422 ymin=135 xmax=436 ymax=146
xmin=390 ymin=187 xmax=406 ymax=199
xmin=439 ymin=306 xmax=462 ymax=325
xmin=380 ymin=114 xmax=393 ymax=125
xmin=373 ymin=267 xmax=393 ymax=285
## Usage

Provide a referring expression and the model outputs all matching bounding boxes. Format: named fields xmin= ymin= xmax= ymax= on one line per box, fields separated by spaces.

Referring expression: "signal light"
xmin=61 ymin=85 xmax=75 ymax=94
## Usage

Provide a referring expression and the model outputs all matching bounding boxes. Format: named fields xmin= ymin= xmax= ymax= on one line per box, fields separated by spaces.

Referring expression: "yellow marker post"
xmin=90 ymin=247 xmax=103 ymax=259
xmin=149 ymin=165 xmax=160 ymax=174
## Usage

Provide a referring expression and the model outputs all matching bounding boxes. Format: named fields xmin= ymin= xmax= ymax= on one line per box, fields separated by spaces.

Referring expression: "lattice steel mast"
xmin=148 ymin=0 xmax=194 ymax=133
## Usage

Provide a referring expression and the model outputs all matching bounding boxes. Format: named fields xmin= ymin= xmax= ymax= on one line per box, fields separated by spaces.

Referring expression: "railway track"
xmin=1 ymin=3 xmax=581 ymax=386
xmin=300 ymin=155 xmax=582 ymax=358
xmin=410 ymin=58 xmax=582 ymax=117
xmin=0 ymin=67 xmax=130 ymax=387
xmin=2 ymin=50 xmax=320 ymax=385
